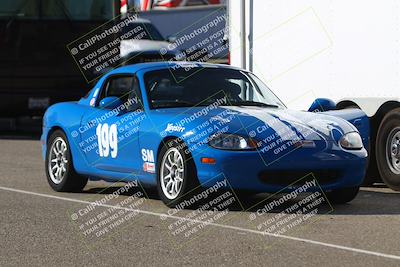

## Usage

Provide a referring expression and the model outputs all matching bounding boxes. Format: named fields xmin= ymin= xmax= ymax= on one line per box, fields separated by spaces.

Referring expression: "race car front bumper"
xmin=192 ymin=145 xmax=368 ymax=193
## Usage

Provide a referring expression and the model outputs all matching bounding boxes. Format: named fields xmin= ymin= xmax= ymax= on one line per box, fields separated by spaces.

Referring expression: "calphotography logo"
xmin=67 ymin=180 xmax=148 ymax=247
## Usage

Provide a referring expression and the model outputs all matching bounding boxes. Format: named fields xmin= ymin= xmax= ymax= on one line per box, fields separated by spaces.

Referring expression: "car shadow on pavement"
xmin=329 ymin=186 xmax=400 ymax=215
xmin=82 ymin=183 xmax=400 ymax=216
xmin=83 ymin=184 xmax=159 ymax=199
xmin=0 ymin=132 xmax=40 ymax=140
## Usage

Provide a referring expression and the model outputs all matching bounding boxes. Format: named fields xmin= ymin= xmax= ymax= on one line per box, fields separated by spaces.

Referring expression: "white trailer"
xmin=228 ymin=0 xmax=400 ymax=190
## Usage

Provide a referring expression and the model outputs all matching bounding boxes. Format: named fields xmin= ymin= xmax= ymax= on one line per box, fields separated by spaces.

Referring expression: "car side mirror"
xmin=98 ymin=96 xmax=123 ymax=110
xmin=167 ymin=35 xmax=177 ymax=43
xmin=308 ymin=98 xmax=336 ymax=112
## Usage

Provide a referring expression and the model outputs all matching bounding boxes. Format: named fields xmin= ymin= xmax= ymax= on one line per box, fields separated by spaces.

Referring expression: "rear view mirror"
xmin=98 ymin=96 xmax=123 ymax=110
xmin=308 ymin=98 xmax=336 ymax=112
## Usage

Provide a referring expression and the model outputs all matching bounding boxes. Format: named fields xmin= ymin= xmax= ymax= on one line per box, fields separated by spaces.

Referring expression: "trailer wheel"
xmin=376 ymin=108 xmax=400 ymax=191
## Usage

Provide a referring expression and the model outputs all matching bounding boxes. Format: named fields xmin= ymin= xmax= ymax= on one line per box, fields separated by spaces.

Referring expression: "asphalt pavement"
xmin=0 ymin=137 xmax=400 ymax=266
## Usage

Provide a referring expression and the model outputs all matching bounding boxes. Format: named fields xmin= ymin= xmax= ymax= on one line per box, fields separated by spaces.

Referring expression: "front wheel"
xmin=45 ymin=130 xmax=88 ymax=192
xmin=156 ymin=140 xmax=199 ymax=208
xmin=326 ymin=186 xmax=359 ymax=204
xmin=376 ymin=108 xmax=400 ymax=191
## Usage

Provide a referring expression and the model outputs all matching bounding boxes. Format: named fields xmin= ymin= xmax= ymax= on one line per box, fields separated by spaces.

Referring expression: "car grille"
xmin=258 ymin=170 xmax=341 ymax=186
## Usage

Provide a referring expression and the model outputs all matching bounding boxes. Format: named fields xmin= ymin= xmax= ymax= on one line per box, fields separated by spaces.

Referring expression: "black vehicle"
xmin=0 ymin=0 xmax=120 ymax=120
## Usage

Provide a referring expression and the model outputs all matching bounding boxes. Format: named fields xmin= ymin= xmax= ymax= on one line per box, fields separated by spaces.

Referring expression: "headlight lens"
xmin=339 ymin=132 xmax=363 ymax=150
xmin=208 ymin=134 xmax=258 ymax=150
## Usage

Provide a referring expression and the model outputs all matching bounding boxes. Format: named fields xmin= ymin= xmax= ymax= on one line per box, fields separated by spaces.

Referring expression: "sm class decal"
xmin=141 ymin=149 xmax=155 ymax=173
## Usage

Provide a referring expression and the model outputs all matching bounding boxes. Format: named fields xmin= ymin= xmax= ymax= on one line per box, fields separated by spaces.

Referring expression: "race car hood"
xmin=155 ymin=106 xmax=363 ymax=145
xmin=220 ymin=106 xmax=358 ymax=142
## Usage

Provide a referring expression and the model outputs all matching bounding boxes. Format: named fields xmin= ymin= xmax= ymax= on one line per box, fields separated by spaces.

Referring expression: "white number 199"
xmin=96 ymin=123 xmax=118 ymax=158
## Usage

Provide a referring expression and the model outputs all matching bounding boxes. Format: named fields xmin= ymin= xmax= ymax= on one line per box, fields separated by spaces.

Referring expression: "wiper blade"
xmin=226 ymin=101 xmax=280 ymax=108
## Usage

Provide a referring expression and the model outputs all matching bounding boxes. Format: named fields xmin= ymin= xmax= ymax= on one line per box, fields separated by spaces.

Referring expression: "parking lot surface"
xmin=1 ymin=138 xmax=400 ymax=266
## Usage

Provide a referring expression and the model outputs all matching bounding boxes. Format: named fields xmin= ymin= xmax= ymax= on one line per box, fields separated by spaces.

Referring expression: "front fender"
xmin=322 ymin=109 xmax=370 ymax=150
xmin=41 ymin=102 xmax=87 ymax=171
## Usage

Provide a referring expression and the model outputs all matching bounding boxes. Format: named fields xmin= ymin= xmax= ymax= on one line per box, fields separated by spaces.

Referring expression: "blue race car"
xmin=41 ymin=62 xmax=369 ymax=207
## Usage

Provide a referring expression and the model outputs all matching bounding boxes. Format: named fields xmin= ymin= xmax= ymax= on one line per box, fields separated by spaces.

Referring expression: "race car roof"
xmin=108 ymin=61 xmax=242 ymax=75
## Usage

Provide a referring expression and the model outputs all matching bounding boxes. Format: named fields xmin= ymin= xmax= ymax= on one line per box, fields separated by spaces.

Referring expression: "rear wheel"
xmin=157 ymin=140 xmax=199 ymax=208
xmin=326 ymin=186 xmax=359 ymax=204
xmin=45 ymin=130 xmax=88 ymax=192
xmin=376 ymin=108 xmax=400 ymax=191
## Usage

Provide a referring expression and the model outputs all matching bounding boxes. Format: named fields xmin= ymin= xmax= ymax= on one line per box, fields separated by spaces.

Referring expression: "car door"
xmin=80 ymin=74 xmax=145 ymax=176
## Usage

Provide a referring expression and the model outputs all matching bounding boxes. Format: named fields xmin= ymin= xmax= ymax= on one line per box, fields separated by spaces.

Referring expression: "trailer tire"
xmin=376 ymin=108 xmax=400 ymax=191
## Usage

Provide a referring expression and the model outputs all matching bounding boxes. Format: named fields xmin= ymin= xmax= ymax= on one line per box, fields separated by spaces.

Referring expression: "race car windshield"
xmin=144 ymin=67 xmax=285 ymax=109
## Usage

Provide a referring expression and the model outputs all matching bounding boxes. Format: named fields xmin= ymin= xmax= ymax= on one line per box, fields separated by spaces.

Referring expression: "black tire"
xmin=326 ymin=186 xmax=359 ymax=204
xmin=45 ymin=130 xmax=88 ymax=192
xmin=156 ymin=139 xmax=199 ymax=208
xmin=376 ymin=108 xmax=400 ymax=191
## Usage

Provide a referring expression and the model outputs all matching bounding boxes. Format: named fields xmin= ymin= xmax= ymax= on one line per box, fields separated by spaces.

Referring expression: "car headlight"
xmin=208 ymin=134 xmax=258 ymax=150
xmin=339 ymin=132 xmax=363 ymax=150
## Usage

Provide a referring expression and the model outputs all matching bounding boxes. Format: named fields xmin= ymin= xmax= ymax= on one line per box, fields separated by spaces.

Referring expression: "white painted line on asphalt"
xmin=1 ymin=185 xmax=399 ymax=261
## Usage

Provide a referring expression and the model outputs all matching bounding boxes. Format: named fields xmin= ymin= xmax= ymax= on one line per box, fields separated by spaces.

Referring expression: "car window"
xmin=97 ymin=76 xmax=133 ymax=107
xmin=130 ymin=76 xmax=144 ymax=111
xmin=106 ymin=77 xmax=133 ymax=99
xmin=97 ymin=75 xmax=144 ymax=111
